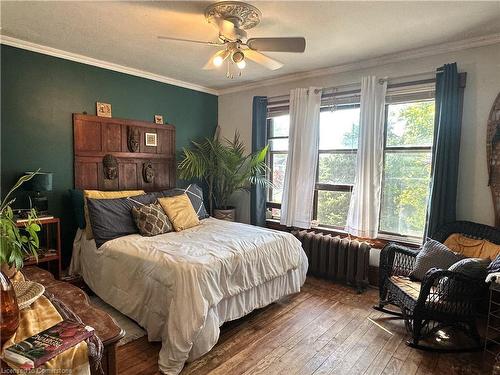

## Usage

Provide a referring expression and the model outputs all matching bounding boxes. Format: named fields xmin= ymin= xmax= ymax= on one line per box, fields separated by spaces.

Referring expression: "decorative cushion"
xmin=448 ymin=258 xmax=490 ymax=280
xmin=87 ymin=193 xmax=160 ymax=247
xmin=439 ymin=258 xmax=490 ymax=296
xmin=444 ymin=233 xmax=500 ymax=260
xmin=68 ymin=189 xmax=85 ymax=229
xmin=488 ymin=254 xmax=500 ymax=273
xmin=409 ymin=239 xmax=464 ymax=281
xmin=132 ymin=203 xmax=172 ymax=237
xmin=158 ymin=193 xmax=200 ymax=232
xmin=83 ymin=190 xmax=145 ymax=239
xmin=162 ymin=184 xmax=209 ymax=220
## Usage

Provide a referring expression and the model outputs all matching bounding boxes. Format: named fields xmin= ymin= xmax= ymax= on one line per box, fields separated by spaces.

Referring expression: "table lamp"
xmin=24 ymin=172 xmax=53 ymax=214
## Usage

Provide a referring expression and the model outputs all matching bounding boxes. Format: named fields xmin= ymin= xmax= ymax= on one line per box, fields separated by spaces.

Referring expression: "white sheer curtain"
xmin=345 ymin=76 xmax=387 ymax=238
xmin=280 ymin=87 xmax=322 ymax=228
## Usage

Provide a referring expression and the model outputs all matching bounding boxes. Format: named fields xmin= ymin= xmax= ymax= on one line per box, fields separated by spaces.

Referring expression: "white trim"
xmin=2 ymin=33 xmax=500 ymax=97
xmin=0 ymin=35 xmax=219 ymax=96
xmin=218 ymin=33 xmax=500 ymax=95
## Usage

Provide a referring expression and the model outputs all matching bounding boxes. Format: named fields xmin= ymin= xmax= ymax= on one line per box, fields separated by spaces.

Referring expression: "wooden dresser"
xmin=21 ymin=266 xmax=125 ymax=375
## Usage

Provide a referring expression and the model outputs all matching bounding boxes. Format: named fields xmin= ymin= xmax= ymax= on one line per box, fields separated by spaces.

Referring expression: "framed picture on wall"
xmin=154 ymin=115 xmax=163 ymax=124
xmin=96 ymin=102 xmax=112 ymax=118
xmin=145 ymin=132 xmax=157 ymax=147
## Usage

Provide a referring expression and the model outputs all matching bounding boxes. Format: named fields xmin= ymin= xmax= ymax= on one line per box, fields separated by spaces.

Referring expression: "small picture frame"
xmin=96 ymin=102 xmax=112 ymax=118
xmin=145 ymin=132 xmax=157 ymax=147
xmin=154 ymin=115 xmax=163 ymax=124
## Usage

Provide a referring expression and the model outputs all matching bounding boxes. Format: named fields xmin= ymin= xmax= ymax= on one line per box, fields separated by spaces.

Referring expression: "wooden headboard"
xmin=73 ymin=113 xmax=176 ymax=191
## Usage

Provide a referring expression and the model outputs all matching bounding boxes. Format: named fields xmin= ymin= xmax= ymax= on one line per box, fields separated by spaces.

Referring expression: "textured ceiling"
xmin=1 ymin=1 xmax=500 ymax=91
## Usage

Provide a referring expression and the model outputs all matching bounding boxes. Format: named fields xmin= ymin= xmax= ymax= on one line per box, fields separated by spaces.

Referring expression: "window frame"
xmin=266 ymin=117 xmax=289 ymax=209
xmin=312 ymin=104 xmax=360 ymax=229
xmin=377 ymin=98 xmax=435 ymax=240
xmin=265 ymin=82 xmax=436 ymax=242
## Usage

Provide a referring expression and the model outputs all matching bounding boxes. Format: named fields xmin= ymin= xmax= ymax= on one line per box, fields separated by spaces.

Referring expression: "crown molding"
xmin=217 ymin=33 xmax=500 ymax=95
xmin=0 ymin=35 xmax=219 ymax=96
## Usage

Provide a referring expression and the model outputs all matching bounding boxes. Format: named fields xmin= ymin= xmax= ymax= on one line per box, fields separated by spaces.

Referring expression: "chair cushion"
xmin=444 ymin=233 xmax=500 ymax=260
xmin=409 ymin=239 xmax=464 ymax=281
xmin=390 ymin=276 xmax=422 ymax=300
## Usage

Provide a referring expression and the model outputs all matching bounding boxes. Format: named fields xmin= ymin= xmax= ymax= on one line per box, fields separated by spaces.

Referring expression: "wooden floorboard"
xmin=117 ymin=277 xmax=490 ymax=375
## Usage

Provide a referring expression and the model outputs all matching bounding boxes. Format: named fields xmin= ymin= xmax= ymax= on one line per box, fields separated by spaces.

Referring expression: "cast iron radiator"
xmin=292 ymin=230 xmax=371 ymax=292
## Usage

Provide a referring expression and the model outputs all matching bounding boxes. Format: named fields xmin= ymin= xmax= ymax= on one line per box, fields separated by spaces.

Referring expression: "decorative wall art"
xmin=145 ymin=133 xmax=157 ymax=147
xmin=127 ymin=127 xmax=140 ymax=152
xmin=96 ymin=102 xmax=112 ymax=118
xmin=143 ymin=162 xmax=155 ymax=183
xmin=103 ymin=154 xmax=118 ymax=180
xmin=154 ymin=115 xmax=164 ymax=124
xmin=487 ymin=92 xmax=500 ymax=226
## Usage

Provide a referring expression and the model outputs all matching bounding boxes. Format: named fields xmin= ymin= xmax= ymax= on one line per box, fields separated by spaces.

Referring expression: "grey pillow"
xmin=87 ymin=193 xmax=160 ymax=247
xmin=448 ymin=258 xmax=490 ymax=280
xmin=162 ymin=184 xmax=209 ymax=219
xmin=410 ymin=239 xmax=464 ymax=281
xmin=440 ymin=258 xmax=490 ymax=296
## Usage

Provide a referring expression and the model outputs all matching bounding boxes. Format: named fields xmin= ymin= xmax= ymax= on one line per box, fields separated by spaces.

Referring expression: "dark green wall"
xmin=1 ymin=45 xmax=218 ymax=267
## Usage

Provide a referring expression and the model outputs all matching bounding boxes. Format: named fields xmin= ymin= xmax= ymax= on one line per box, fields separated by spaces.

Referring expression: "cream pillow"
xmin=83 ymin=190 xmax=145 ymax=239
xmin=158 ymin=193 xmax=200 ymax=232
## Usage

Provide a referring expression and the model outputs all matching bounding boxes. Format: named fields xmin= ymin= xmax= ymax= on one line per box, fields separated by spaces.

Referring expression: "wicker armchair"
xmin=375 ymin=221 xmax=500 ymax=351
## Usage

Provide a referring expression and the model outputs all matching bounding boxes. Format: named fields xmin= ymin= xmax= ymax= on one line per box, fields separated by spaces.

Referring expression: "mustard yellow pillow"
xmin=158 ymin=194 xmax=200 ymax=232
xmin=83 ymin=190 xmax=145 ymax=239
xmin=444 ymin=233 xmax=500 ymax=260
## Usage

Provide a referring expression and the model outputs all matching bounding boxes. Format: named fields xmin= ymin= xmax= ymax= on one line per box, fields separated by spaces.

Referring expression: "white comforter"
xmin=72 ymin=218 xmax=307 ymax=374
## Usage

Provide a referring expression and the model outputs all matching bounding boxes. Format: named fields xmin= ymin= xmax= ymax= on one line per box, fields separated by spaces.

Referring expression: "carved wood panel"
xmin=73 ymin=114 xmax=176 ymax=192
xmin=487 ymin=92 xmax=500 ymax=226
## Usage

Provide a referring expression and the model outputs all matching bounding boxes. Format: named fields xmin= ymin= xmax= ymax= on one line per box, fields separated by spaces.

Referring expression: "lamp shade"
xmin=24 ymin=172 xmax=53 ymax=192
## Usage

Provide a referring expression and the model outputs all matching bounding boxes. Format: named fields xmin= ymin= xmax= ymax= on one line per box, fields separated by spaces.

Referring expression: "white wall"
xmin=218 ymin=43 xmax=500 ymax=226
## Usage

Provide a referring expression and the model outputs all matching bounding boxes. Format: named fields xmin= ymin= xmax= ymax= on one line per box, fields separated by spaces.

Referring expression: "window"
xmin=316 ymin=106 xmax=360 ymax=227
xmin=267 ymin=114 xmax=289 ymax=219
xmin=265 ymin=83 xmax=435 ymax=240
xmin=379 ymin=100 xmax=435 ymax=238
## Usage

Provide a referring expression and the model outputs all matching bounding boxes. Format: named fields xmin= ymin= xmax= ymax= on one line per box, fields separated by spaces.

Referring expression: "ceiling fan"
xmin=158 ymin=1 xmax=306 ymax=78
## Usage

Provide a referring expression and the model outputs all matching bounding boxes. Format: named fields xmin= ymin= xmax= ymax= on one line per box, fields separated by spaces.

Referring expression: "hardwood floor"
xmin=117 ymin=277 xmax=491 ymax=375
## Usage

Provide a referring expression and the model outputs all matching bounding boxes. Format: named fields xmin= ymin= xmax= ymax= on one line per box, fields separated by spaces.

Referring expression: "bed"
xmin=70 ymin=114 xmax=308 ymax=374
xmin=71 ymin=217 xmax=307 ymax=374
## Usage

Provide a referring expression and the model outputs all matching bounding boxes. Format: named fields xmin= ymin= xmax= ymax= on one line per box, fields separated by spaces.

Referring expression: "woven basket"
xmin=13 ymin=281 xmax=45 ymax=310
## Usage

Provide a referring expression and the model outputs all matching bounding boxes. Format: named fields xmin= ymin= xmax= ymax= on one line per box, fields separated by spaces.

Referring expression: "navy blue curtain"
xmin=251 ymin=96 xmax=268 ymax=226
xmin=425 ymin=63 xmax=464 ymax=238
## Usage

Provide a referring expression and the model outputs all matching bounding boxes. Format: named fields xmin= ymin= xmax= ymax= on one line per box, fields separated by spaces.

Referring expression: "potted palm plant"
xmin=0 ymin=171 xmax=41 ymax=278
xmin=178 ymin=131 xmax=270 ymax=221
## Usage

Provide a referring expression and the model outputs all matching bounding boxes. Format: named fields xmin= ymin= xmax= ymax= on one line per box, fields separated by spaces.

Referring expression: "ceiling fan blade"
xmin=158 ymin=36 xmax=221 ymax=46
xmin=210 ymin=16 xmax=238 ymax=40
xmin=203 ymin=49 xmax=230 ymax=70
xmin=244 ymin=50 xmax=283 ymax=70
xmin=246 ymin=37 xmax=306 ymax=52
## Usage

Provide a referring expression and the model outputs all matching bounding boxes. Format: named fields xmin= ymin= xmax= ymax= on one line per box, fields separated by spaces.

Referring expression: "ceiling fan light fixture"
xmin=236 ymin=60 xmax=246 ymax=69
xmin=212 ymin=49 xmax=230 ymax=67
xmin=231 ymin=50 xmax=245 ymax=64
xmin=213 ymin=55 xmax=224 ymax=66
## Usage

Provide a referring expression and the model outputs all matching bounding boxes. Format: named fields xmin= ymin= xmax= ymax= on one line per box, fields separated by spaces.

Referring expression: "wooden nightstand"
xmin=16 ymin=216 xmax=61 ymax=279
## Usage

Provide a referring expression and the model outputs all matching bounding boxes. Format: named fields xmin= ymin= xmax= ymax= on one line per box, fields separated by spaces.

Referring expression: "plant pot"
xmin=213 ymin=208 xmax=236 ymax=222
xmin=0 ymin=271 xmax=20 ymax=346
xmin=0 ymin=263 xmax=18 ymax=279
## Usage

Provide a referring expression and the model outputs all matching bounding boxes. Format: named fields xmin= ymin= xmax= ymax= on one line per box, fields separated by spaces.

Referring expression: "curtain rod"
xmin=267 ymin=70 xmax=436 ymax=102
